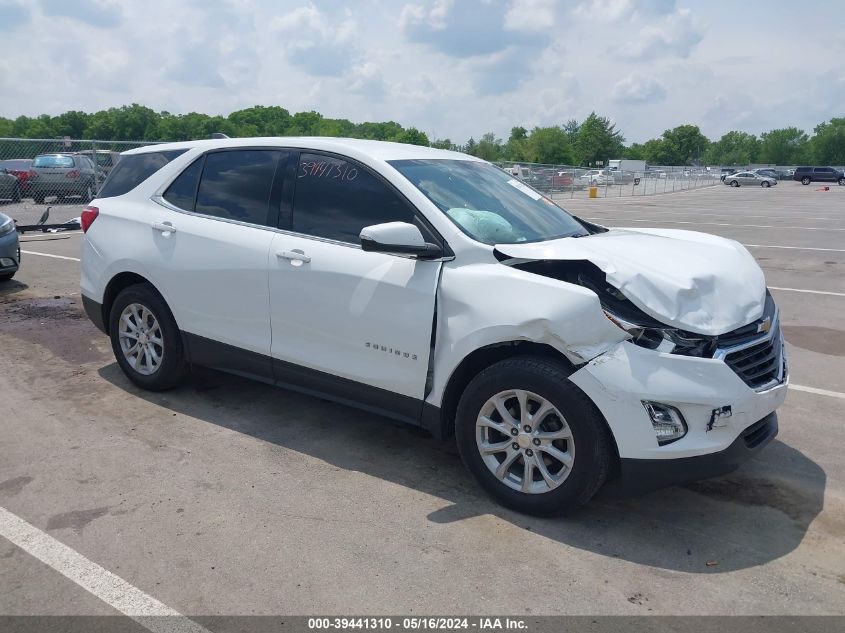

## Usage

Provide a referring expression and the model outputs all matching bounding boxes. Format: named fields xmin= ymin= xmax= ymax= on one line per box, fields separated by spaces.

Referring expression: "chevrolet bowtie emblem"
xmin=757 ymin=317 xmax=772 ymax=334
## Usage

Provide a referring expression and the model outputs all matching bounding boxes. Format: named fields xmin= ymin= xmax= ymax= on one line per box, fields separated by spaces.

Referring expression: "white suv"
xmin=80 ymin=138 xmax=787 ymax=516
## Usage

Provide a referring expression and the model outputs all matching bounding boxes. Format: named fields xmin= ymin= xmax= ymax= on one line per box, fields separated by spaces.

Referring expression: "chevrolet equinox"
xmin=81 ymin=138 xmax=787 ymax=516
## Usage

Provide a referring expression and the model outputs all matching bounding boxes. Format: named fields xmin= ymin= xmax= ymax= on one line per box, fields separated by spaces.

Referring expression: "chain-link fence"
xmin=0 ymin=137 xmax=160 ymax=225
xmin=495 ymin=161 xmax=723 ymax=199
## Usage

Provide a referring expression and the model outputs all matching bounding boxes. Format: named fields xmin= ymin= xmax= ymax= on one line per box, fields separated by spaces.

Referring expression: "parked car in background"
xmin=0 ymin=212 xmax=19 ymax=280
xmin=29 ymin=153 xmax=98 ymax=203
xmin=80 ymin=137 xmax=786 ymax=516
xmin=723 ymin=172 xmax=777 ymax=187
xmin=720 ymin=168 xmax=740 ymax=182
xmin=0 ymin=159 xmax=33 ymax=196
xmin=0 ymin=168 xmax=22 ymax=202
xmin=793 ymin=166 xmax=845 ymax=185
xmin=753 ymin=168 xmax=793 ymax=181
xmin=580 ymin=169 xmax=615 ymax=185
xmin=74 ymin=150 xmax=121 ymax=175
xmin=552 ymin=171 xmax=573 ymax=188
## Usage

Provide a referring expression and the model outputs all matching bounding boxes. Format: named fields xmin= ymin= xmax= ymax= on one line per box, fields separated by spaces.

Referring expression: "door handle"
xmin=152 ymin=221 xmax=176 ymax=234
xmin=276 ymin=249 xmax=311 ymax=264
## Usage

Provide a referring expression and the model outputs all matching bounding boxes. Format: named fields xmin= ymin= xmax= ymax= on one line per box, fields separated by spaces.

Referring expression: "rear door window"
xmin=194 ymin=150 xmax=282 ymax=226
xmin=98 ymin=149 xmax=188 ymax=198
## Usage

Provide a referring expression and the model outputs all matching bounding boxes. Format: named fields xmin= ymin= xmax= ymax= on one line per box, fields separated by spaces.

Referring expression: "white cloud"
xmin=629 ymin=8 xmax=703 ymax=60
xmin=504 ymin=0 xmax=556 ymax=32
xmin=611 ymin=74 xmax=667 ymax=104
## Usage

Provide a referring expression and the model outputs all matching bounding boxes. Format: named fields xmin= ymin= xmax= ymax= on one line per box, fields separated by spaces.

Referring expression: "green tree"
xmin=504 ymin=126 xmax=529 ymax=161
xmin=623 ymin=142 xmax=646 ymax=160
xmin=463 ymin=137 xmax=478 ymax=154
xmin=562 ymin=119 xmax=580 ymax=144
xmin=758 ymin=127 xmax=809 ymax=164
xmin=808 ymin=118 xmax=845 ymax=165
xmin=575 ymin=112 xmax=624 ymax=166
xmin=657 ymin=124 xmax=709 ymax=165
xmin=469 ymin=132 xmax=502 ymax=161
xmin=705 ymin=131 xmax=760 ymax=166
xmin=392 ymin=127 xmax=429 ymax=146
xmin=526 ymin=126 xmax=575 ymax=164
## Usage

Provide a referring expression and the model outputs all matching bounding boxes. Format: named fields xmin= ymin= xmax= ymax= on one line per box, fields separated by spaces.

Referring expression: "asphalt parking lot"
xmin=1 ymin=181 xmax=844 ymax=621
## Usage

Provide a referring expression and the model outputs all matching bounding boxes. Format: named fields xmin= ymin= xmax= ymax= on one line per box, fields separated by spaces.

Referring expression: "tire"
xmin=838 ymin=178 xmax=845 ymax=186
xmin=0 ymin=272 xmax=14 ymax=281
xmin=82 ymin=184 xmax=94 ymax=202
xmin=454 ymin=356 xmax=613 ymax=516
xmin=730 ymin=180 xmax=739 ymax=187
xmin=801 ymin=177 xmax=811 ymax=185
xmin=33 ymin=192 xmax=45 ymax=204
xmin=12 ymin=183 xmax=20 ymax=203
xmin=109 ymin=284 xmax=188 ymax=391
xmin=762 ymin=181 xmax=770 ymax=188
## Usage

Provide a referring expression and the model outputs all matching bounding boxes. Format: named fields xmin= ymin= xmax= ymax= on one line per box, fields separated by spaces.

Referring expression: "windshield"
xmin=389 ymin=159 xmax=588 ymax=244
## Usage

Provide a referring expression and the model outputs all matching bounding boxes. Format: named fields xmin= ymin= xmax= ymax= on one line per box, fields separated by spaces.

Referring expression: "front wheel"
xmin=762 ymin=181 xmax=770 ymax=188
xmin=801 ymin=177 xmax=811 ymax=185
xmin=12 ymin=183 xmax=21 ymax=202
xmin=730 ymin=180 xmax=739 ymax=187
xmin=109 ymin=284 xmax=188 ymax=391
xmin=838 ymin=178 xmax=845 ymax=186
xmin=0 ymin=272 xmax=15 ymax=281
xmin=455 ymin=357 xmax=613 ymax=516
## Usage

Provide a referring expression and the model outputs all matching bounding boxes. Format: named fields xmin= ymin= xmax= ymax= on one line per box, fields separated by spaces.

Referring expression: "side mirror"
xmin=359 ymin=222 xmax=443 ymax=259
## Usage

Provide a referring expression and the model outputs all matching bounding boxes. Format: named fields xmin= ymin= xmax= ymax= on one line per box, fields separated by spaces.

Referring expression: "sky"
xmin=0 ymin=0 xmax=843 ymax=143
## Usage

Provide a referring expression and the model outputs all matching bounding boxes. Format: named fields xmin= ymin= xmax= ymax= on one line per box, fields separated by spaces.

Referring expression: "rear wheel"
xmin=801 ymin=176 xmax=811 ymax=185
xmin=838 ymin=177 xmax=844 ymax=186
xmin=109 ymin=284 xmax=188 ymax=391
xmin=11 ymin=183 xmax=20 ymax=202
xmin=730 ymin=180 xmax=739 ymax=187
xmin=455 ymin=356 xmax=613 ymax=516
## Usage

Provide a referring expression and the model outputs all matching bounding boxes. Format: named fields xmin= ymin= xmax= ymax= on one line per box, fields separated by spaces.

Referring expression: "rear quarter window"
xmin=98 ymin=149 xmax=188 ymax=198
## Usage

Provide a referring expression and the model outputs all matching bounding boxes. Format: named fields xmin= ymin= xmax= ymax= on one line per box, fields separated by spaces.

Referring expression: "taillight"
xmin=28 ymin=169 xmax=38 ymax=179
xmin=81 ymin=206 xmax=99 ymax=233
xmin=67 ymin=169 xmax=80 ymax=179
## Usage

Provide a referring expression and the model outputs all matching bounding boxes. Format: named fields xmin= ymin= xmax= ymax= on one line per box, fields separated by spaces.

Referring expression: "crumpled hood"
xmin=494 ymin=227 xmax=766 ymax=335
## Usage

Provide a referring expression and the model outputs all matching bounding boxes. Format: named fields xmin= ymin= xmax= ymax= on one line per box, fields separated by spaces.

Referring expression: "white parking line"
xmin=586 ymin=217 xmax=845 ymax=231
xmin=789 ymin=384 xmax=845 ymax=400
xmin=745 ymin=244 xmax=845 ymax=253
xmin=0 ymin=506 xmax=211 ymax=633
xmin=769 ymin=286 xmax=845 ymax=297
xmin=21 ymin=250 xmax=80 ymax=261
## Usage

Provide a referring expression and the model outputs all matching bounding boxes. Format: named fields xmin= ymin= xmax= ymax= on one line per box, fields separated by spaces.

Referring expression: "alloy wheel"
xmin=475 ymin=389 xmax=575 ymax=494
xmin=118 ymin=303 xmax=164 ymax=375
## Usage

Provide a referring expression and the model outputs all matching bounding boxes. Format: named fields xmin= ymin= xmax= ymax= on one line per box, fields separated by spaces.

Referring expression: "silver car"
xmin=29 ymin=153 xmax=98 ymax=204
xmin=0 ymin=212 xmax=19 ymax=281
xmin=723 ymin=171 xmax=777 ymax=188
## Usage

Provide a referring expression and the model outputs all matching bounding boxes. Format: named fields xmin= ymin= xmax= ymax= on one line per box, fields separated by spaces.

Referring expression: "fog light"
xmin=642 ymin=401 xmax=687 ymax=445
xmin=0 ymin=257 xmax=14 ymax=267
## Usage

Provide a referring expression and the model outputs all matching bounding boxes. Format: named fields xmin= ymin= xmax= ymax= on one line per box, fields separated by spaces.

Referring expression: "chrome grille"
xmin=715 ymin=308 xmax=785 ymax=391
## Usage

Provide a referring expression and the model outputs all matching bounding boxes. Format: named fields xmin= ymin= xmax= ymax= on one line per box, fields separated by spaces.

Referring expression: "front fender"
xmin=427 ymin=261 xmax=627 ymax=406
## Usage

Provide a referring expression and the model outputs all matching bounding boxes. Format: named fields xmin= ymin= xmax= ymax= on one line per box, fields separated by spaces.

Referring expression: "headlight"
xmin=602 ymin=308 xmax=712 ymax=356
xmin=0 ymin=218 xmax=16 ymax=237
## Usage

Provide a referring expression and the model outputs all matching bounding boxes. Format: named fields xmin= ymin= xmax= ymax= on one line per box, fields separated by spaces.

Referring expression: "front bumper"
xmin=618 ymin=412 xmax=777 ymax=494
xmin=569 ymin=338 xmax=787 ymax=464
xmin=0 ymin=229 xmax=20 ymax=274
